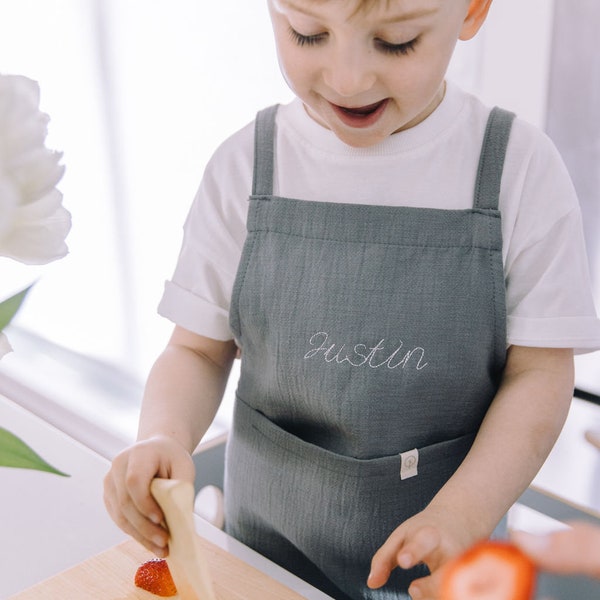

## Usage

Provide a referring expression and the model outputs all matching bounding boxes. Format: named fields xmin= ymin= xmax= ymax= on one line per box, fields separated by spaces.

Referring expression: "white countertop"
xmin=0 ymin=394 xmax=331 ymax=600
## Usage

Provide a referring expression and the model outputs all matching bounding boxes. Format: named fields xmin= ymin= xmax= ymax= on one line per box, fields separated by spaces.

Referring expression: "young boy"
xmin=104 ymin=1 xmax=600 ymax=598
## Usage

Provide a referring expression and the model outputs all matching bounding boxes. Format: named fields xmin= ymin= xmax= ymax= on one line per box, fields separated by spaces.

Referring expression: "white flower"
xmin=0 ymin=74 xmax=71 ymax=265
xmin=0 ymin=75 xmax=71 ymax=475
xmin=0 ymin=74 xmax=71 ymax=359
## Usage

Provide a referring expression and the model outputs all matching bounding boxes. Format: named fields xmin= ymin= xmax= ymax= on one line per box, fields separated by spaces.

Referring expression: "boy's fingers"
xmin=368 ymin=547 xmax=400 ymax=588
xmin=368 ymin=529 xmax=408 ymax=588
xmin=368 ymin=526 xmax=441 ymax=589
xmin=120 ymin=500 xmax=169 ymax=555
xmin=399 ymin=525 xmax=441 ymax=568
xmin=104 ymin=478 xmax=168 ymax=557
xmin=123 ymin=469 xmax=164 ymax=526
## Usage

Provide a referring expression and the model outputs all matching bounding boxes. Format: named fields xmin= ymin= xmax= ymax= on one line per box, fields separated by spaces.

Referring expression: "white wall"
xmin=449 ymin=0 xmax=554 ymax=127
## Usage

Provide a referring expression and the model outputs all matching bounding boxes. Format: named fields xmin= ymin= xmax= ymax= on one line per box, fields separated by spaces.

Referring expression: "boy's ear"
xmin=459 ymin=0 xmax=493 ymax=41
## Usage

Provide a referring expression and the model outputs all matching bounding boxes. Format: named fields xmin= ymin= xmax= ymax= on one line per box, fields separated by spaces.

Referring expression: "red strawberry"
xmin=440 ymin=540 xmax=537 ymax=600
xmin=134 ymin=558 xmax=178 ymax=597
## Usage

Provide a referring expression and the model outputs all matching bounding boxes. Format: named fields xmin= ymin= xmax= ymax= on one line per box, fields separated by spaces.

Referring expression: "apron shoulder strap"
xmin=252 ymin=104 xmax=279 ymax=197
xmin=252 ymin=103 xmax=514 ymax=208
xmin=474 ymin=107 xmax=516 ymax=210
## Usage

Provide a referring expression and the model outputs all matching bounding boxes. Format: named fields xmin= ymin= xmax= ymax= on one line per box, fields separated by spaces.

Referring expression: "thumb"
xmin=159 ymin=452 xmax=195 ymax=484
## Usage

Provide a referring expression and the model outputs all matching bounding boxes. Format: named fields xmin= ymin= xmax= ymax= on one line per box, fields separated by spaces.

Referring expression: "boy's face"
xmin=268 ymin=0 xmax=490 ymax=148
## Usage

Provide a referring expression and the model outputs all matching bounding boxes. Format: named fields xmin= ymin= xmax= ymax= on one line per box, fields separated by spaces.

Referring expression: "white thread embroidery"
xmin=304 ymin=331 xmax=429 ymax=371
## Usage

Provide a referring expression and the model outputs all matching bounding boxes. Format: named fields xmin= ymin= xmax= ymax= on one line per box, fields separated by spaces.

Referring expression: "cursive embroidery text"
xmin=304 ymin=331 xmax=429 ymax=371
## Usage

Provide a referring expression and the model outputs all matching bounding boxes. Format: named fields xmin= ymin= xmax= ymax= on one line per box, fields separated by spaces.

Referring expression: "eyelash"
xmin=287 ymin=27 xmax=419 ymax=56
xmin=288 ymin=27 xmax=325 ymax=47
xmin=376 ymin=37 xmax=419 ymax=56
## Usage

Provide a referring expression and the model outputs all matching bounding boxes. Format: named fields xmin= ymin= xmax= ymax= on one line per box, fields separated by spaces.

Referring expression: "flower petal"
xmin=0 ymin=75 xmax=41 ymax=123
xmin=7 ymin=149 xmax=65 ymax=205
xmin=0 ymin=190 xmax=72 ymax=264
xmin=0 ymin=175 xmax=18 ymax=239
xmin=0 ymin=73 xmax=70 ymax=265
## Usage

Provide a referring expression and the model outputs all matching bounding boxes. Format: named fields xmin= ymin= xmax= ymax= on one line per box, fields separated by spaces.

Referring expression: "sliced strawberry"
xmin=134 ymin=558 xmax=178 ymax=597
xmin=440 ymin=540 xmax=537 ymax=600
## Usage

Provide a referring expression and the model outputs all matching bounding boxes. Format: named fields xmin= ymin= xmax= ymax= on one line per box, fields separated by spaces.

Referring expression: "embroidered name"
xmin=303 ymin=331 xmax=429 ymax=371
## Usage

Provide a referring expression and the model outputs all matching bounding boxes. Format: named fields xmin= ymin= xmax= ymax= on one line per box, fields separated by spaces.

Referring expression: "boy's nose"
xmin=322 ymin=51 xmax=377 ymax=98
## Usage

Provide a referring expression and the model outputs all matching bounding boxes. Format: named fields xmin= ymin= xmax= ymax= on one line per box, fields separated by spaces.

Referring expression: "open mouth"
xmin=330 ymin=99 xmax=389 ymax=128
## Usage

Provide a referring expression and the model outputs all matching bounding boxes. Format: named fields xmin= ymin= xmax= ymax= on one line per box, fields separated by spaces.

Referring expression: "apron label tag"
xmin=400 ymin=449 xmax=419 ymax=480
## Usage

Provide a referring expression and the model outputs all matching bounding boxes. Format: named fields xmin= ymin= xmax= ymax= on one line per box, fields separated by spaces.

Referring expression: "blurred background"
xmin=0 ymin=0 xmax=598 ymax=457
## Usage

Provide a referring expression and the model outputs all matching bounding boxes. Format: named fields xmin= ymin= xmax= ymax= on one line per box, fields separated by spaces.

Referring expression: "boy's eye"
xmin=288 ymin=26 xmax=327 ymax=47
xmin=375 ymin=37 xmax=419 ymax=56
xmin=287 ymin=26 xmax=419 ymax=56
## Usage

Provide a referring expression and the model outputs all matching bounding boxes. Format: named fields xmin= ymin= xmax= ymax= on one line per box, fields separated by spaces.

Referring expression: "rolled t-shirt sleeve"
xmin=158 ymin=199 xmax=240 ymax=340
xmin=158 ymin=125 xmax=253 ymax=341
xmin=159 ymin=279 xmax=233 ymax=341
xmin=506 ymin=207 xmax=600 ymax=353
xmin=503 ymin=127 xmax=600 ymax=353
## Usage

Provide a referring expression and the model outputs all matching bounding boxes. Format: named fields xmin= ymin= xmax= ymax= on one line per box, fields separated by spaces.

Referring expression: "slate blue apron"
xmin=226 ymin=105 xmax=514 ymax=599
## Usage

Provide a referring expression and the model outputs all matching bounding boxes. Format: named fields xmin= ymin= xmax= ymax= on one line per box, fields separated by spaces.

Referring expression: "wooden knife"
xmin=151 ymin=478 xmax=217 ymax=600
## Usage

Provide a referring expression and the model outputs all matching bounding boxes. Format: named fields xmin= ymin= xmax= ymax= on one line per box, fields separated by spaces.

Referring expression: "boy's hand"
xmin=368 ymin=505 xmax=480 ymax=599
xmin=103 ymin=435 xmax=195 ymax=557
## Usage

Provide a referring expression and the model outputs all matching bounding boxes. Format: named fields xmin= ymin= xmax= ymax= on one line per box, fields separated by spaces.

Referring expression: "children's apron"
xmin=227 ymin=105 xmax=514 ymax=599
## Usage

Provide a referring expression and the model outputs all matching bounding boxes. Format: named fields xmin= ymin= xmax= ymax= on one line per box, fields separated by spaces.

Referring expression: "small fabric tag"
xmin=400 ymin=449 xmax=419 ymax=480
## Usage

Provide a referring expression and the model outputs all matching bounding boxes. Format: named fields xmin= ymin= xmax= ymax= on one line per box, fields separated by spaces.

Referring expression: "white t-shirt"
xmin=159 ymin=82 xmax=600 ymax=354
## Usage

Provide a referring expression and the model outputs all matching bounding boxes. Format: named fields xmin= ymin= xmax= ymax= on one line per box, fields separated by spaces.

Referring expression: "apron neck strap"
xmin=252 ymin=103 xmax=515 ymax=210
xmin=252 ymin=104 xmax=279 ymax=197
xmin=474 ymin=107 xmax=516 ymax=211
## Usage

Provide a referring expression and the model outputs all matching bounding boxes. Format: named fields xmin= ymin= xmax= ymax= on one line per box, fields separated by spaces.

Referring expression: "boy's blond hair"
xmin=305 ymin=0 xmax=393 ymax=17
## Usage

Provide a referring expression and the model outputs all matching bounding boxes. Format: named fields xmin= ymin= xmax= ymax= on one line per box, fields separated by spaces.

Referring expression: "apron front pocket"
xmin=225 ymin=396 xmax=477 ymax=599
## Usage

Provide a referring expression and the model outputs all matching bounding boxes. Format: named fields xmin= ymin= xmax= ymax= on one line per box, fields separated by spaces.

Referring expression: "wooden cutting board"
xmin=9 ymin=537 xmax=309 ymax=599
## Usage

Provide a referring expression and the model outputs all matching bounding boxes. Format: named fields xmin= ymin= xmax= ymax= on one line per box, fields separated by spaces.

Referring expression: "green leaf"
xmin=0 ymin=286 xmax=33 ymax=331
xmin=0 ymin=427 xmax=70 ymax=477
